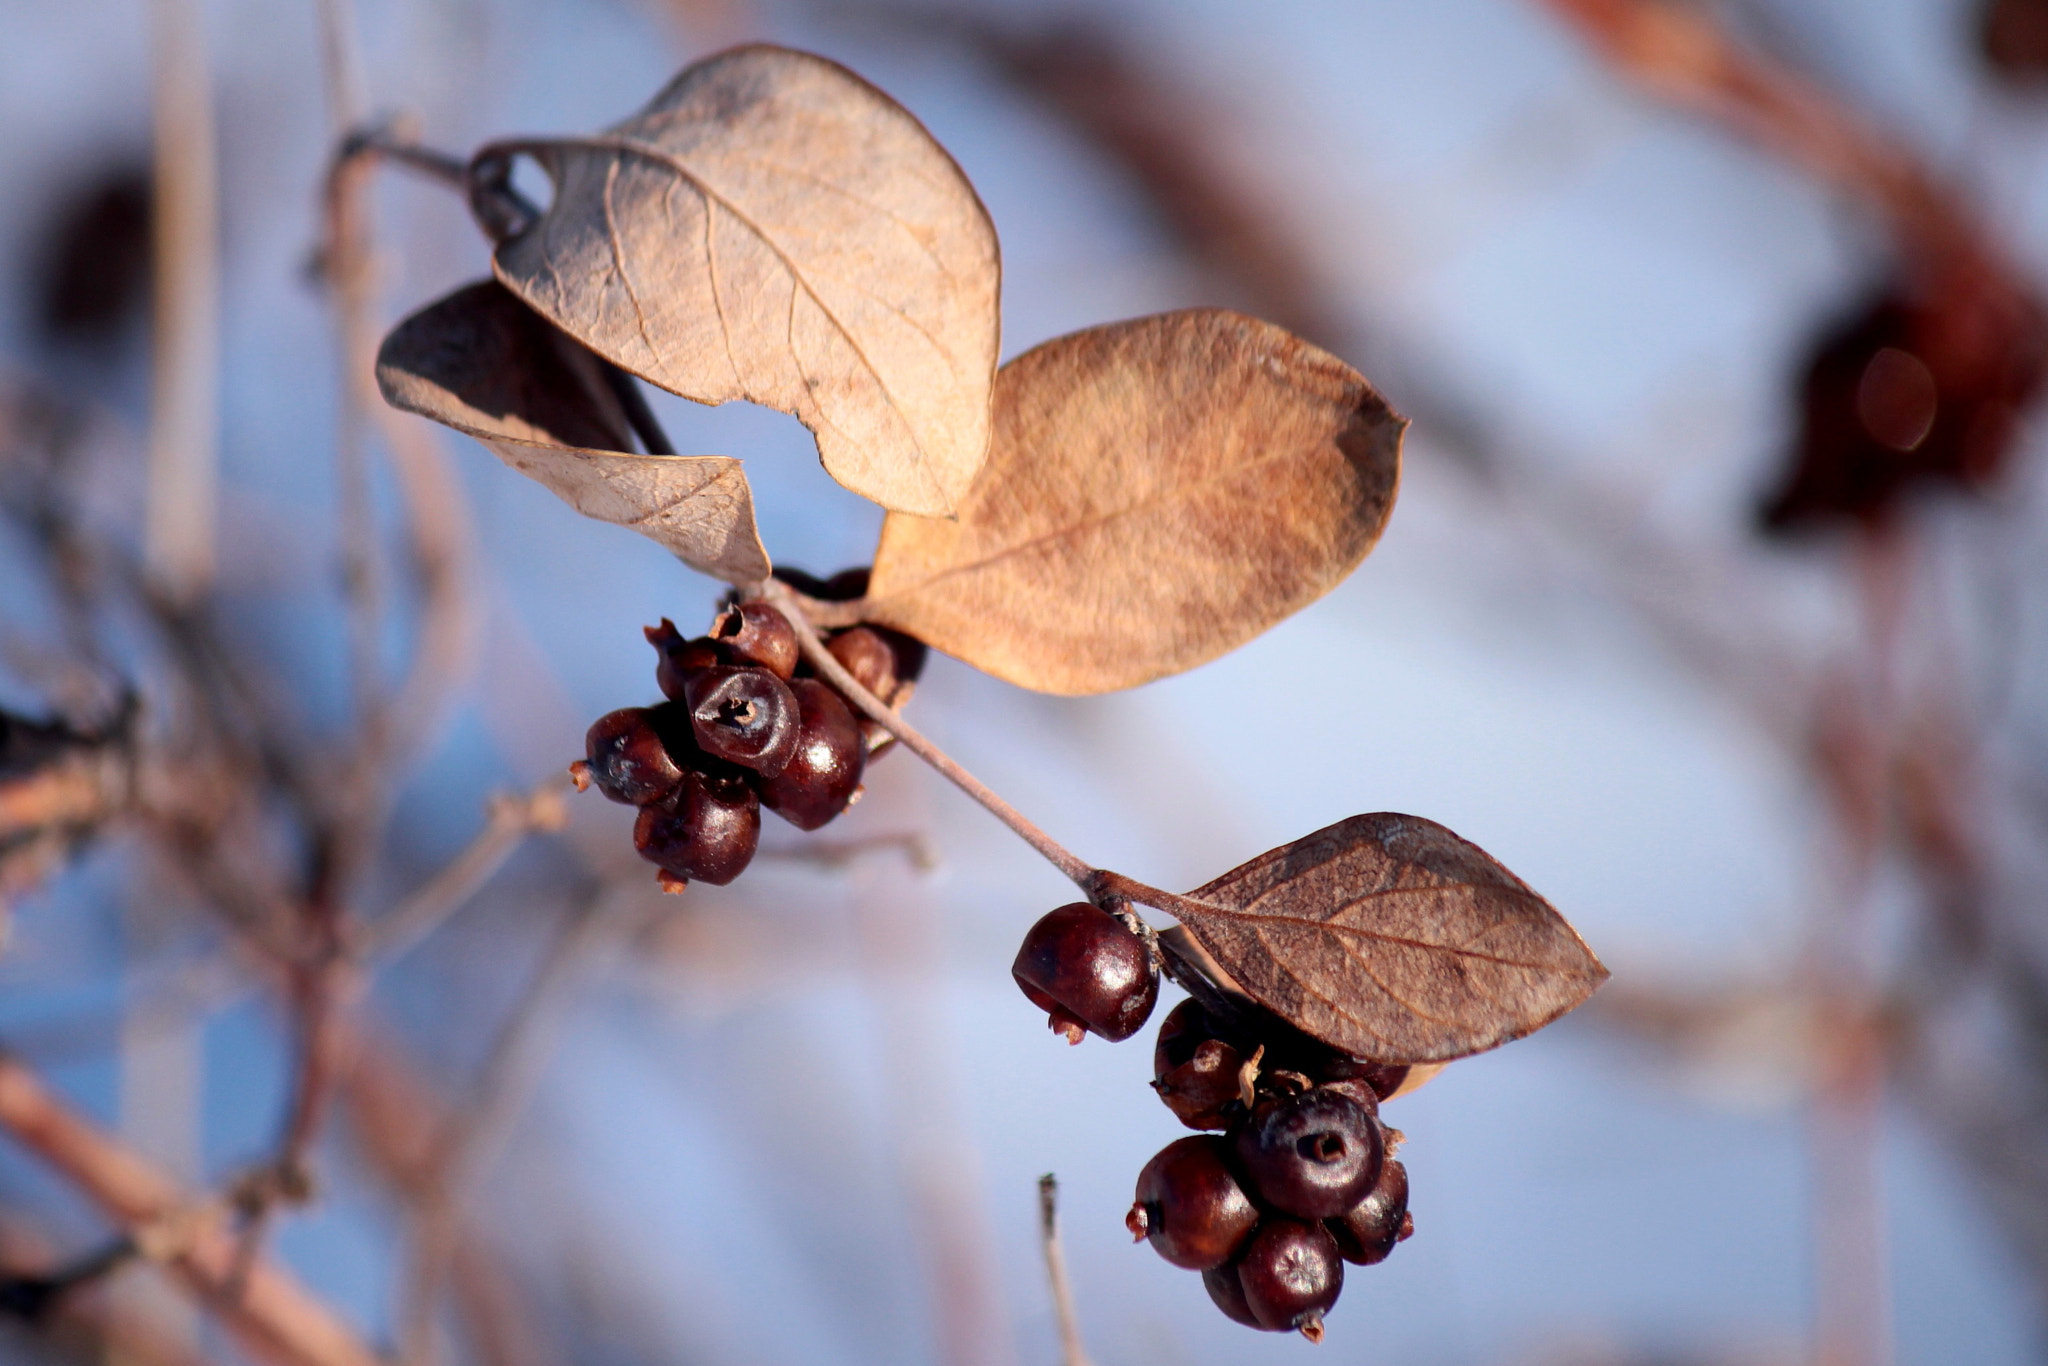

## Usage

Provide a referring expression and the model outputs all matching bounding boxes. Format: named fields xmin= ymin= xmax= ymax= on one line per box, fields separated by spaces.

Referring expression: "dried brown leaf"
xmin=1171 ymin=813 xmax=1607 ymax=1064
xmin=375 ymin=280 xmax=771 ymax=584
xmin=479 ymin=45 xmax=1000 ymax=518
xmin=857 ymin=309 xmax=1402 ymax=694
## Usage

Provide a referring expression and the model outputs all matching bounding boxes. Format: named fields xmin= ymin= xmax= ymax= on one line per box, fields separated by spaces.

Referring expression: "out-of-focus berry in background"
xmin=0 ymin=1 xmax=2045 ymax=1364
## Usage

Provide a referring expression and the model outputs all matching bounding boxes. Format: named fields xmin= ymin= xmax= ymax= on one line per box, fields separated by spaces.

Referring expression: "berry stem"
xmin=758 ymin=581 xmax=1096 ymax=887
xmin=757 ymin=586 xmax=1244 ymax=1007
xmin=1088 ymin=869 xmax=1214 ymax=925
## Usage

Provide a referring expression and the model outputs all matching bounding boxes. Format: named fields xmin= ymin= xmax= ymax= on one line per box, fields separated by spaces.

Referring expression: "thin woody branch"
xmin=1534 ymin=0 xmax=2023 ymax=293
xmin=0 ymin=1051 xmax=383 ymax=1366
xmin=759 ymin=580 xmax=1097 ymax=889
xmin=1036 ymin=1175 xmax=1093 ymax=1366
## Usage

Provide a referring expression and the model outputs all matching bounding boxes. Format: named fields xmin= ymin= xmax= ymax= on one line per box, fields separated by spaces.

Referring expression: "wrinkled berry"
xmin=632 ymin=767 xmax=760 ymax=885
xmin=713 ymin=601 xmax=799 ymax=679
xmin=583 ymin=707 xmax=684 ymax=805
xmin=757 ymin=679 xmax=866 ymax=829
xmin=1127 ymin=1136 xmax=1258 ymax=1270
xmin=1234 ymin=1087 xmax=1383 ymax=1219
xmin=646 ymin=619 xmax=724 ymax=701
xmin=824 ymin=625 xmax=928 ymax=758
xmin=1011 ymin=903 xmax=1158 ymax=1043
xmin=1151 ymin=1000 xmax=1245 ymax=1130
xmin=826 ymin=624 xmax=925 ymax=697
xmin=684 ymin=666 xmax=801 ymax=776
xmin=827 ymin=625 xmax=896 ymax=694
xmin=1328 ymin=1158 xmax=1410 ymax=1266
xmin=1202 ymin=1263 xmax=1260 ymax=1329
xmin=1235 ymin=1218 xmax=1342 ymax=1338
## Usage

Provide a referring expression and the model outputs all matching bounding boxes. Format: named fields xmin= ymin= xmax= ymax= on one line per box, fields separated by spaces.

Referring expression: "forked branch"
xmin=0 ymin=1052 xmax=382 ymax=1366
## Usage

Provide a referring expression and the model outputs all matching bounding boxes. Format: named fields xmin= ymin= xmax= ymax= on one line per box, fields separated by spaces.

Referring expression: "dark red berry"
xmin=1011 ymin=903 xmax=1158 ymax=1043
xmin=825 ymin=624 xmax=928 ymax=758
xmin=1984 ymin=0 xmax=2048 ymax=79
xmin=1127 ymin=1136 xmax=1258 ymax=1270
xmin=1761 ymin=284 xmax=2048 ymax=532
xmin=1316 ymin=1077 xmax=1381 ymax=1119
xmin=632 ymin=767 xmax=760 ymax=885
xmin=770 ymin=565 xmax=871 ymax=601
xmin=683 ymin=666 xmax=801 ymax=776
xmin=1202 ymin=1263 xmax=1260 ymax=1329
xmin=1327 ymin=1158 xmax=1409 ymax=1266
xmin=1234 ymin=1087 xmax=1383 ymax=1219
xmin=646 ymin=619 xmax=724 ymax=701
xmin=712 ymin=601 xmax=799 ymax=680
xmin=583 ymin=708 xmax=684 ymax=805
xmin=821 ymin=567 xmax=870 ymax=600
xmin=825 ymin=624 xmax=925 ymax=697
xmin=757 ymin=679 xmax=866 ymax=830
xmin=1152 ymin=1000 xmax=1244 ymax=1130
xmin=826 ymin=625 xmax=898 ymax=696
xmin=1235 ymin=1218 xmax=1342 ymax=1339
xmin=1346 ymin=1062 xmax=1410 ymax=1100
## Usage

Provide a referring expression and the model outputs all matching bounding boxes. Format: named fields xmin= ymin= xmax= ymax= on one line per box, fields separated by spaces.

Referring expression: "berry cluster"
xmin=573 ymin=598 xmax=922 ymax=889
xmin=1012 ymin=904 xmax=1415 ymax=1342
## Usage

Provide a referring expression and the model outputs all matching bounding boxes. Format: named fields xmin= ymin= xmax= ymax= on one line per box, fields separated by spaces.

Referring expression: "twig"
xmin=0 ymin=1051 xmax=383 ymax=1366
xmin=1035 ymin=1175 xmax=1092 ymax=1366
xmin=752 ymin=830 xmax=938 ymax=873
xmin=398 ymin=886 xmax=642 ymax=1366
xmin=354 ymin=777 xmax=570 ymax=966
xmin=761 ymin=588 xmax=1251 ymax=1012
xmin=337 ymin=1027 xmax=549 ymax=1366
xmin=318 ymin=0 xmax=390 ymax=783
xmin=0 ymin=1236 xmax=139 ymax=1322
xmin=758 ymin=581 xmax=1095 ymax=887
xmin=144 ymin=0 xmax=220 ymax=605
xmin=1536 ymin=0 xmax=1959 ymax=259
xmin=341 ymin=127 xmax=468 ymax=189
xmin=0 ymin=709 xmax=133 ymax=844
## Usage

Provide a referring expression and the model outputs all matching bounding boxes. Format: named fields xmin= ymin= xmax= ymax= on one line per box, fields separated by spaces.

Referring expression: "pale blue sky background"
xmin=0 ymin=1 xmax=2042 ymax=1363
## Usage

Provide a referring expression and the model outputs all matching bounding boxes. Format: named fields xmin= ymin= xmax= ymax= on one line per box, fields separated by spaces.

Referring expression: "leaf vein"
xmin=574 ymin=134 xmax=947 ymax=506
xmin=601 ymin=159 xmax=659 ymax=362
xmin=1183 ymin=899 xmax=1575 ymax=973
xmin=875 ymin=441 xmax=1318 ymax=599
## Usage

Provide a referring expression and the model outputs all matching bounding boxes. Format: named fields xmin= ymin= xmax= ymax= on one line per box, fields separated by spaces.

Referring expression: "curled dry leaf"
xmin=375 ymin=280 xmax=771 ymax=584
xmin=857 ymin=309 xmax=1403 ymax=695
xmin=477 ymin=45 xmax=1001 ymax=519
xmin=1170 ymin=813 xmax=1607 ymax=1064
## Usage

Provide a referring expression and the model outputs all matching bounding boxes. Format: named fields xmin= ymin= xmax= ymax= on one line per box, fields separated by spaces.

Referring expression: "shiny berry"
xmin=826 ymin=625 xmax=925 ymax=696
xmin=1151 ymin=1000 xmax=1244 ymax=1130
xmin=826 ymin=625 xmax=927 ymax=757
xmin=1339 ymin=1061 xmax=1410 ymax=1100
xmin=712 ymin=601 xmax=799 ymax=679
xmin=1235 ymin=1218 xmax=1342 ymax=1339
xmin=1328 ymin=1158 xmax=1410 ymax=1266
xmin=1011 ymin=903 xmax=1158 ymax=1043
xmin=826 ymin=625 xmax=897 ymax=695
xmin=583 ymin=707 xmax=684 ymax=805
xmin=1127 ymin=1136 xmax=1258 ymax=1270
xmin=1234 ymin=1087 xmax=1383 ymax=1219
xmin=1316 ymin=1077 xmax=1382 ymax=1118
xmin=1202 ymin=1263 xmax=1260 ymax=1329
xmin=684 ymin=666 xmax=801 ymax=776
xmin=757 ymin=679 xmax=866 ymax=830
xmin=632 ymin=767 xmax=760 ymax=885
xmin=646 ymin=619 xmax=724 ymax=701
